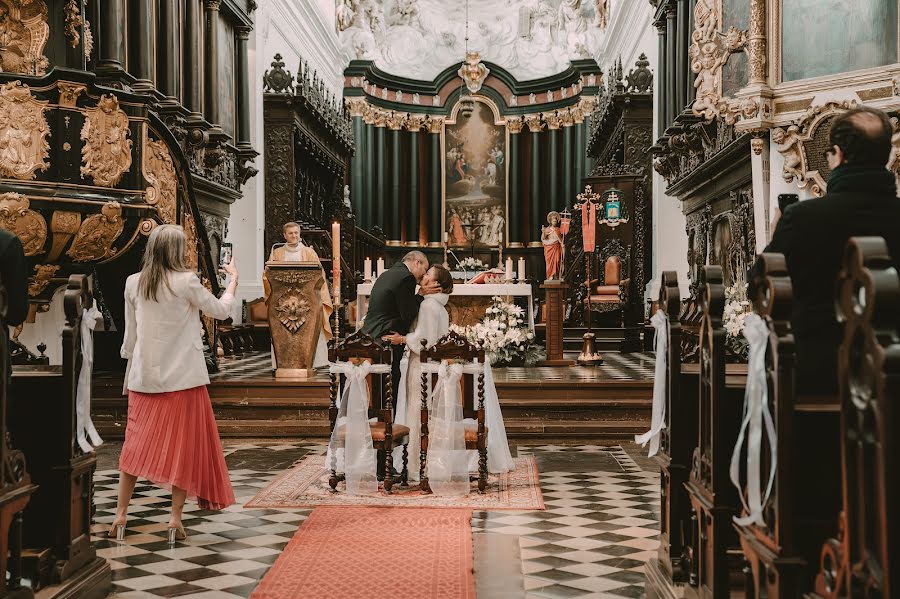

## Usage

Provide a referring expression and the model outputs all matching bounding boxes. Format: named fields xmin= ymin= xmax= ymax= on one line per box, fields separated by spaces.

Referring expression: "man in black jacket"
xmin=1 ymin=229 xmax=29 ymax=387
xmin=759 ymin=106 xmax=900 ymax=395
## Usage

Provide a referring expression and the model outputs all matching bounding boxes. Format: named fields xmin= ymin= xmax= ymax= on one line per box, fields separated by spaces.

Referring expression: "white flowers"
xmin=459 ymin=257 xmax=487 ymax=271
xmin=724 ymin=283 xmax=751 ymax=339
xmin=450 ymin=297 xmax=545 ymax=366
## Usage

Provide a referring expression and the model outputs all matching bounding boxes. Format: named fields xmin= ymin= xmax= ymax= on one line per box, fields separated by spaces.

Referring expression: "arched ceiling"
xmin=336 ymin=0 xmax=608 ymax=82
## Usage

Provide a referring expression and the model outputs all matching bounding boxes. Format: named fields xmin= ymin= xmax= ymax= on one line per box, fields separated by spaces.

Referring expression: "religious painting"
xmin=444 ymin=97 xmax=507 ymax=248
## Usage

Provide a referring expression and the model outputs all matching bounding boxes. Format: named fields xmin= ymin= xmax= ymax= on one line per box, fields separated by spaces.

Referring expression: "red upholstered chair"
xmin=585 ymin=254 xmax=631 ymax=325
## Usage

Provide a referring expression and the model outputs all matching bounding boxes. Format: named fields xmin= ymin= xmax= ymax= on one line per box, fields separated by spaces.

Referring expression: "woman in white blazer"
xmin=111 ymin=224 xmax=238 ymax=545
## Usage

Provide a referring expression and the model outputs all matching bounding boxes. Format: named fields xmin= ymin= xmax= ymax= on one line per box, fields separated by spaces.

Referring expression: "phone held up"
xmin=219 ymin=243 xmax=233 ymax=282
xmin=778 ymin=193 xmax=799 ymax=213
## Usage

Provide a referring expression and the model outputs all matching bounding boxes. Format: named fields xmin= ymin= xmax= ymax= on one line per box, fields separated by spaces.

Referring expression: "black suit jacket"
xmin=359 ymin=263 xmax=423 ymax=340
xmin=0 ymin=229 xmax=28 ymax=327
xmin=757 ymin=167 xmax=900 ymax=393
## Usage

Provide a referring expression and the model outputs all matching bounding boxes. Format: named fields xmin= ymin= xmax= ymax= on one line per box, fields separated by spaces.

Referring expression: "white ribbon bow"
xmin=328 ymin=361 xmax=391 ymax=496
xmin=76 ymin=301 xmax=104 ymax=454
xmin=426 ymin=360 xmax=479 ymax=496
xmin=730 ymin=313 xmax=777 ymax=527
xmin=635 ymin=310 xmax=668 ymax=456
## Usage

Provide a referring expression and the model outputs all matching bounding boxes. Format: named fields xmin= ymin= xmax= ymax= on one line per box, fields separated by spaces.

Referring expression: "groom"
xmin=360 ymin=251 xmax=439 ymax=476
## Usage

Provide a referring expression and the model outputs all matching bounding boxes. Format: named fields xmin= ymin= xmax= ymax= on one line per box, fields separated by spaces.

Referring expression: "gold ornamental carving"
xmin=0 ymin=192 xmax=46 ymax=255
xmin=346 ymin=97 xmax=367 ymax=118
xmin=506 ymin=117 xmax=524 ymax=134
xmin=64 ymin=0 xmax=82 ymax=48
xmin=372 ymin=109 xmax=387 ymax=128
xmin=425 ymin=116 xmax=444 ymax=134
xmin=48 ymin=209 xmax=81 ymax=261
xmin=404 ymin=114 xmax=425 ymax=132
xmin=57 ymin=82 xmax=85 ymax=107
xmin=80 ymin=94 xmax=133 ymax=187
xmin=0 ymin=81 xmax=50 ymax=180
xmin=525 ymin=114 xmax=544 ymax=133
xmin=27 ymin=263 xmax=58 ymax=297
xmin=275 ymin=294 xmax=311 ymax=333
xmin=67 ymin=201 xmax=125 ymax=261
xmin=458 ymin=51 xmax=489 ymax=94
xmin=560 ymin=108 xmax=575 ymax=127
xmin=83 ymin=18 xmax=93 ymax=60
xmin=385 ymin=111 xmax=405 ymax=130
xmin=182 ymin=210 xmax=198 ymax=270
xmin=689 ymin=0 xmax=747 ymax=121
xmin=544 ymin=111 xmax=562 ymax=130
xmin=0 ymin=0 xmax=49 ymax=75
xmin=142 ymin=129 xmax=177 ymax=224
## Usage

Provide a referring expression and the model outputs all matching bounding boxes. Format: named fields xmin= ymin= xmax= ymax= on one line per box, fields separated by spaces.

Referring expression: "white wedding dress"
xmin=393 ymin=293 xmax=515 ymax=483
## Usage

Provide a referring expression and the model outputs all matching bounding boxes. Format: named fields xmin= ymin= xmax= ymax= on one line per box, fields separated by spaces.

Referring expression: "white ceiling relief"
xmin=335 ymin=0 xmax=607 ymax=81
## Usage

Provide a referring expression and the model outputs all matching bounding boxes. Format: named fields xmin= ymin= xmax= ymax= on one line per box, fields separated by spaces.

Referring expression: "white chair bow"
xmin=730 ymin=313 xmax=777 ymax=526
xmin=327 ymin=361 xmax=391 ymax=496
xmin=76 ymin=300 xmax=104 ymax=454
xmin=635 ymin=309 xmax=668 ymax=456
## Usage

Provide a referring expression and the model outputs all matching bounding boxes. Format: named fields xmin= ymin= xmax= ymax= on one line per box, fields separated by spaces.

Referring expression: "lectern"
xmin=264 ymin=261 xmax=326 ymax=378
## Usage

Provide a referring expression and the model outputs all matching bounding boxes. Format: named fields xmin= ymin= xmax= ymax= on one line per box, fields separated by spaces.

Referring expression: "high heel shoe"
xmin=106 ymin=521 xmax=126 ymax=540
xmin=166 ymin=526 xmax=186 ymax=546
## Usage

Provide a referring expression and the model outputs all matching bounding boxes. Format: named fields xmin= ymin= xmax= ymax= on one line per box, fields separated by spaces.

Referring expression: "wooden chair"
xmin=327 ymin=331 xmax=410 ymax=493
xmin=419 ymin=331 xmax=488 ymax=494
xmin=242 ymin=297 xmax=271 ymax=348
xmin=0 ymin=271 xmax=37 ymax=599
xmin=585 ymin=254 xmax=632 ymax=326
xmin=683 ymin=265 xmax=745 ymax=598
xmin=810 ymin=237 xmax=899 ymax=599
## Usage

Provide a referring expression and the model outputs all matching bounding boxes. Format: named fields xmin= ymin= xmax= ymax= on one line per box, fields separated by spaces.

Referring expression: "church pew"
xmin=683 ymin=265 xmax=746 ymax=598
xmin=734 ymin=253 xmax=842 ymax=598
xmin=809 ymin=237 xmax=899 ymax=599
xmin=9 ymin=275 xmax=110 ymax=596
xmin=0 ymin=273 xmax=38 ymax=599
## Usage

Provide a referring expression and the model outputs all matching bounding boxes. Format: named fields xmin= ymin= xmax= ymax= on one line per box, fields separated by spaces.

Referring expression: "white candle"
xmin=377 ymin=257 xmax=386 ymax=277
xmin=444 ymin=231 xmax=448 ymax=243
xmin=332 ymin=221 xmax=341 ymax=302
xmin=364 ymin=257 xmax=373 ymax=281
xmin=518 ymin=257 xmax=525 ymax=282
xmin=505 ymin=257 xmax=513 ymax=281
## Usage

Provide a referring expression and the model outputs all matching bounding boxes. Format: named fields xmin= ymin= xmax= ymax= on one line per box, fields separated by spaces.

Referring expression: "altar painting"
xmin=444 ymin=99 xmax=506 ymax=248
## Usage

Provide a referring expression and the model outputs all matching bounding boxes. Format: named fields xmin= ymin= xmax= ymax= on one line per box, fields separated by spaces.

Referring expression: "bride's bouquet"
xmin=450 ymin=296 xmax=545 ymax=366
xmin=458 ymin=257 xmax=488 ymax=271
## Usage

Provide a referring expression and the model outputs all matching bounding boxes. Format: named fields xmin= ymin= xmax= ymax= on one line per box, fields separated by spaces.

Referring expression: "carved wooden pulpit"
xmin=265 ymin=261 xmax=326 ymax=378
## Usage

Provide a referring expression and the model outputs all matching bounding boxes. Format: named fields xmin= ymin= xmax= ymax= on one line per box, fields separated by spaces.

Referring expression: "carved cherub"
xmin=772 ymin=126 xmax=803 ymax=184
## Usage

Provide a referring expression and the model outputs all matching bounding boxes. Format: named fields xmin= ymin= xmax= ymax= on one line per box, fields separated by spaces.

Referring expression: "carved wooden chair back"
xmin=605 ymin=256 xmax=622 ymax=286
xmin=658 ymin=270 xmax=682 ymax=458
xmin=63 ymin=274 xmax=90 ymax=453
xmin=328 ymin=330 xmax=393 ymax=422
xmin=813 ymin=236 xmax=899 ymax=598
xmin=696 ymin=265 xmax=727 ymax=495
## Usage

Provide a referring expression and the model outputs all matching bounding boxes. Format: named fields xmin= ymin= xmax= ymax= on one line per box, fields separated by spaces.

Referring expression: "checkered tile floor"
xmin=93 ymin=441 xmax=658 ymax=598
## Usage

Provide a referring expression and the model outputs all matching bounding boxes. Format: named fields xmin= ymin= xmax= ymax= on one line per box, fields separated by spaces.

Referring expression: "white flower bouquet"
xmin=450 ymin=296 xmax=545 ymax=366
xmin=458 ymin=256 xmax=488 ymax=271
xmin=724 ymin=282 xmax=751 ymax=359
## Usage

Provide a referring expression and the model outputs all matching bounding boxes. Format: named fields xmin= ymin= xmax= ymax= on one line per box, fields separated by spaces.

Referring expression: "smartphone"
xmin=219 ymin=242 xmax=233 ymax=269
xmin=778 ymin=194 xmax=799 ymax=213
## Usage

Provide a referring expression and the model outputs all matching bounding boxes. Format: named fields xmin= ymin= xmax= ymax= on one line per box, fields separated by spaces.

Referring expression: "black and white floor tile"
xmin=93 ymin=441 xmax=659 ymax=598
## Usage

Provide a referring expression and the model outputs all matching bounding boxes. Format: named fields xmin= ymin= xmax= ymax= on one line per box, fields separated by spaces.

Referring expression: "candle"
xmin=331 ymin=222 xmax=340 ymax=302
xmin=377 ymin=257 xmax=385 ymax=277
xmin=505 ymin=257 xmax=513 ymax=281
xmin=518 ymin=257 xmax=525 ymax=282
xmin=364 ymin=257 xmax=373 ymax=281
xmin=444 ymin=231 xmax=448 ymax=243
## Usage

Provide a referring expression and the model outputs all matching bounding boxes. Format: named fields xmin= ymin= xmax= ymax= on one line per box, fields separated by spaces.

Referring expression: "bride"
xmin=383 ymin=264 xmax=515 ymax=483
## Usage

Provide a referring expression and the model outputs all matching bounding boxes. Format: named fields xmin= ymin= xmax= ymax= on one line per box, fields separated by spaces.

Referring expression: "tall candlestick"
xmin=505 ymin=257 xmax=513 ymax=282
xmin=364 ymin=257 xmax=373 ymax=282
xmin=517 ymin=257 xmax=525 ymax=282
xmin=377 ymin=257 xmax=386 ymax=277
xmin=332 ymin=221 xmax=340 ymax=304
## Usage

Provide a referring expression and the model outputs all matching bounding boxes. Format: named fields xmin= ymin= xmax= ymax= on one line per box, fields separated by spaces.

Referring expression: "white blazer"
xmin=121 ymin=271 xmax=234 ymax=394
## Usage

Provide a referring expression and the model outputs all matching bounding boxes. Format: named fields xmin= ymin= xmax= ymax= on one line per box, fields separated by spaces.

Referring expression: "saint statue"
xmin=542 ymin=211 xmax=564 ymax=280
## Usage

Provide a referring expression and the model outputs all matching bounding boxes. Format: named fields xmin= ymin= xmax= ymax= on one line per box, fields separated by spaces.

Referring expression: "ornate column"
xmin=656 ymin=19 xmax=668 ymax=134
xmin=184 ymin=0 xmax=205 ymax=120
xmin=374 ymin=110 xmax=387 ymax=234
xmin=507 ymin=118 xmax=524 ymax=247
xmin=405 ymin=115 xmax=424 ymax=245
xmin=746 ymin=0 xmax=767 ymax=85
xmin=734 ymin=0 xmax=773 ymax=133
xmin=665 ymin=5 xmax=677 ymax=127
xmin=348 ymin=99 xmax=367 ymax=227
xmin=204 ymin=0 xmax=222 ymax=130
xmin=97 ymin=0 xmax=126 ymax=75
xmin=526 ymin=114 xmax=544 ymax=247
xmin=676 ymin=0 xmax=688 ymax=113
xmin=546 ymin=111 xmax=561 ymax=214
xmin=363 ymin=109 xmax=376 ymax=229
xmin=132 ymin=0 xmax=157 ymax=90
xmin=158 ymin=0 xmax=182 ymax=101
xmin=562 ymin=112 xmax=575 ymax=206
xmin=387 ymin=112 xmax=404 ymax=245
xmin=426 ymin=116 xmax=444 ymax=247
xmin=235 ymin=26 xmax=252 ymax=149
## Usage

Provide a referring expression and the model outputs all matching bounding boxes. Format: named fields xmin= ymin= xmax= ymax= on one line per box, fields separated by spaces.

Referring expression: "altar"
xmin=354 ymin=283 xmax=535 ymax=330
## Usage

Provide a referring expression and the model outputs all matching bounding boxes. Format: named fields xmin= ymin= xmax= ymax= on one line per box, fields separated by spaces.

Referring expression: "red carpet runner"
xmin=250 ymin=506 xmax=476 ymax=599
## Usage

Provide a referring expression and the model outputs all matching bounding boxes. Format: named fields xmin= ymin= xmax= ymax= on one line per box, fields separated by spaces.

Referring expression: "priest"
xmin=263 ymin=221 xmax=334 ymax=368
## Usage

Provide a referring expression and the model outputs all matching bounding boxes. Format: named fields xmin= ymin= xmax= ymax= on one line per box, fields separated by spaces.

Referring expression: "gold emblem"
xmin=81 ymin=94 xmax=133 ymax=187
xmin=142 ymin=129 xmax=177 ymax=224
xmin=28 ymin=263 xmax=59 ymax=297
xmin=57 ymin=81 xmax=85 ymax=107
xmin=0 ymin=0 xmax=50 ymax=75
xmin=0 ymin=192 xmax=47 ymax=255
xmin=67 ymin=201 xmax=125 ymax=261
xmin=275 ymin=293 xmax=311 ymax=334
xmin=0 ymin=81 xmax=50 ymax=180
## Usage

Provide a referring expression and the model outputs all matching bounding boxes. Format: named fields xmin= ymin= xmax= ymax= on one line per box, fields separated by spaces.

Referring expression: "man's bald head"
xmin=401 ymin=250 xmax=429 ymax=281
xmin=829 ymin=106 xmax=893 ymax=168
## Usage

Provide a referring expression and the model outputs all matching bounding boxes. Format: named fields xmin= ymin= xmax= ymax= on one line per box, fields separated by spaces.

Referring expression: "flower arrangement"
xmin=450 ymin=296 xmax=545 ymax=366
xmin=724 ymin=282 xmax=751 ymax=359
xmin=458 ymin=256 xmax=488 ymax=271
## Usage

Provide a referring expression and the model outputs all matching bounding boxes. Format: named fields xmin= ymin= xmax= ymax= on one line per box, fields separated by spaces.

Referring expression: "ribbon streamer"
xmin=729 ymin=313 xmax=777 ymax=527
xmin=327 ymin=361 xmax=391 ymax=495
xmin=426 ymin=360 xmax=475 ymax=496
xmin=76 ymin=300 xmax=104 ymax=454
xmin=635 ymin=310 xmax=668 ymax=456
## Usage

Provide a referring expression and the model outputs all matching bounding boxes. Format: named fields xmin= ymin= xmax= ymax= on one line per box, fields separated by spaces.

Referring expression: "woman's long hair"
xmin=138 ymin=224 xmax=191 ymax=301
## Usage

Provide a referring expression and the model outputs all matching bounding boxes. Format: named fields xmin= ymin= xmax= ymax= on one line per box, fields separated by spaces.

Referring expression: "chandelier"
xmin=456 ymin=0 xmax=486 ymax=115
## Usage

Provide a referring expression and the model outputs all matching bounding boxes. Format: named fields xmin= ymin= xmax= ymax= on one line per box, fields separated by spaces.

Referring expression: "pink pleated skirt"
xmin=119 ymin=385 xmax=235 ymax=510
